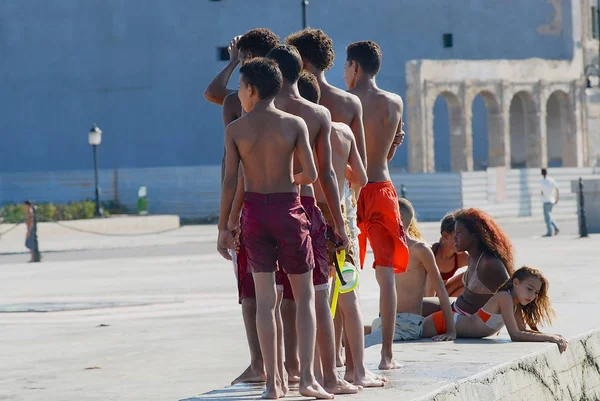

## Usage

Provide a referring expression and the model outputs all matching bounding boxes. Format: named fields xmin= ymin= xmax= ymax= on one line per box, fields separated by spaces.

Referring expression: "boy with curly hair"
xmin=285 ymin=28 xmax=366 ymax=369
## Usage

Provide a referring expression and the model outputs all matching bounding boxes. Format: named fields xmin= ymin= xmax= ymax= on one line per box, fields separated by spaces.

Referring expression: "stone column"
xmin=526 ymin=82 xmax=548 ymax=168
xmin=567 ymin=82 xmax=585 ymax=167
xmin=561 ymin=98 xmax=578 ymax=167
xmin=525 ymin=109 xmax=547 ymax=168
xmin=494 ymin=82 xmax=513 ymax=168
xmin=406 ymin=82 xmax=431 ymax=173
xmin=449 ymin=109 xmax=473 ymax=172
xmin=487 ymin=111 xmax=509 ymax=167
xmin=448 ymin=83 xmax=473 ymax=172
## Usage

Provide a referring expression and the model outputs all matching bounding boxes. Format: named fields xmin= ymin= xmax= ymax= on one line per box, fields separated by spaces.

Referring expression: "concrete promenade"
xmin=1 ymin=216 xmax=598 ymax=400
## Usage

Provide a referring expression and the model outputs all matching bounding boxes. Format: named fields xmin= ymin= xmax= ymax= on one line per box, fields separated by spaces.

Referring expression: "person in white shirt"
xmin=540 ymin=168 xmax=560 ymax=237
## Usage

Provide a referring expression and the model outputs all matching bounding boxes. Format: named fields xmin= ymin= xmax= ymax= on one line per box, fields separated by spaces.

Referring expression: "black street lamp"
xmin=88 ymin=123 xmax=103 ymax=217
xmin=302 ymin=0 xmax=309 ymax=29
xmin=586 ymin=2 xmax=600 ymax=88
xmin=585 ymin=64 xmax=599 ymax=88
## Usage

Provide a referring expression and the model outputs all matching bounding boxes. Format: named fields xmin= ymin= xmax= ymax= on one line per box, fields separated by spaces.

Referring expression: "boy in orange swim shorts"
xmin=345 ymin=40 xmax=409 ymax=371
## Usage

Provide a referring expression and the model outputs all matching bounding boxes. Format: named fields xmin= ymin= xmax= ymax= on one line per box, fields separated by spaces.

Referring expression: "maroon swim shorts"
xmin=276 ymin=196 xmax=330 ymax=299
xmin=242 ymin=192 xmax=314 ymax=275
xmin=235 ymin=218 xmax=255 ymax=304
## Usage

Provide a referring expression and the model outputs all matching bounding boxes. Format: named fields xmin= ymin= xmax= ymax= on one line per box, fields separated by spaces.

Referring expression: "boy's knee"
xmin=241 ymin=298 xmax=257 ymax=309
xmin=256 ymin=294 xmax=277 ymax=310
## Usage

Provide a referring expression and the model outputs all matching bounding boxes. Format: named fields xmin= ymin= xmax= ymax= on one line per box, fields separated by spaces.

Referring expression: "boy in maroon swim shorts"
xmin=217 ymin=58 xmax=331 ymax=399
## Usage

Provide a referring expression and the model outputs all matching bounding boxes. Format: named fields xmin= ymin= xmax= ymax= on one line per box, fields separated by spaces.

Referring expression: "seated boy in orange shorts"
xmin=217 ymin=58 xmax=332 ymax=400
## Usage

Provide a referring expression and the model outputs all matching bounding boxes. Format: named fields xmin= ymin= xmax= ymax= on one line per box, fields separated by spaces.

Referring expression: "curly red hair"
xmin=454 ymin=208 xmax=515 ymax=275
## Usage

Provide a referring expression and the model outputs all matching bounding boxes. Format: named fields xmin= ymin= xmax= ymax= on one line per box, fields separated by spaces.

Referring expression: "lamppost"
xmin=586 ymin=3 xmax=600 ymax=88
xmin=88 ymin=123 xmax=103 ymax=217
xmin=585 ymin=64 xmax=600 ymax=88
xmin=302 ymin=0 xmax=309 ymax=29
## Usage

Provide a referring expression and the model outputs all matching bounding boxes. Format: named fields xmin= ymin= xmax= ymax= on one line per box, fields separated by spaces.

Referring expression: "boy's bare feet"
xmin=284 ymin=361 xmax=301 ymax=383
xmin=379 ymin=355 xmax=402 ymax=370
xmin=231 ymin=364 xmax=266 ymax=385
xmin=280 ymin=371 xmax=289 ymax=395
xmin=300 ymin=379 xmax=335 ymax=399
xmin=324 ymin=376 xmax=360 ymax=394
xmin=262 ymin=377 xmax=285 ymax=400
xmin=343 ymin=367 xmax=354 ymax=383
xmin=354 ymin=370 xmax=387 ymax=388
xmin=336 ymin=350 xmax=345 ymax=367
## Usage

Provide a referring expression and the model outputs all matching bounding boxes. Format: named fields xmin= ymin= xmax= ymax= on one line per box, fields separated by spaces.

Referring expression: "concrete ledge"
xmin=0 ymin=215 xmax=180 ymax=241
xmin=185 ymin=328 xmax=600 ymax=401
xmin=416 ymin=330 xmax=600 ymax=401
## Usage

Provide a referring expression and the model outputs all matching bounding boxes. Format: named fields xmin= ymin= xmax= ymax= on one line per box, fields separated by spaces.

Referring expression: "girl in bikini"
xmin=422 ymin=266 xmax=568 ymax=353
xmin=422 ymin=208 xmax=515 ymax=317
xmin=425 ymin=212 xmax=469 ymax=298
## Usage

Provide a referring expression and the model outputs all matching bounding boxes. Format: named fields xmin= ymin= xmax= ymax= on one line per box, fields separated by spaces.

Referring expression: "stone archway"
xmin=509 ymin=91 xmax=540 ymax=168
xmin=432 ymin=91 xmax=467 ymax=172
xmin=546 ymin=90 xmax=576 ymax=167
xmin=406 ymin=58 xmax=586 ymax=173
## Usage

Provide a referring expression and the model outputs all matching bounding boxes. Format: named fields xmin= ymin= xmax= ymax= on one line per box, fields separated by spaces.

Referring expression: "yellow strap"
xmin=330 ymin=250 xmax=346 ymax=317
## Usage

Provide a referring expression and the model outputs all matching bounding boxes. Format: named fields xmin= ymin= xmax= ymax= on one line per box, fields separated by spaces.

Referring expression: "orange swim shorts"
xmin=356 ymin=181 xmax=409 ymax=273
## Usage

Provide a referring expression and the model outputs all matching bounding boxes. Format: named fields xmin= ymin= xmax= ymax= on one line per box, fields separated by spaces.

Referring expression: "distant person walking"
xmin=24 ymin=200 xmax=41 ymax=262
xmin=540 ymin=169 xmax=560 ymax=237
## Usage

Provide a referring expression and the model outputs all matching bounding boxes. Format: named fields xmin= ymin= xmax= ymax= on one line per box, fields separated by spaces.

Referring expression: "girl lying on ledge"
xmin=424 ymin=266 xmax=568 ymax=353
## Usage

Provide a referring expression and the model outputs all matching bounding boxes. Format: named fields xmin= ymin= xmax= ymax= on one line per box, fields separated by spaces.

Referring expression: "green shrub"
xmin=0 ymin=200 xmax=128 ymax=223
xmin=0 ymin=204 xmax=25 ymax=224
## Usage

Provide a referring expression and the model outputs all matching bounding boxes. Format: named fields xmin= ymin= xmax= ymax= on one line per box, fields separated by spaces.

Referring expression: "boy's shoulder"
xmin=276 ymin=108 xmax=308 ymax=129
xmin=410 ymin=240 xmax=432 ymax=257
xmin=331 ymin=121 xmax=353 ymax=138
xmin=379 ymin=88 xmax=403 ymax=105
xmin=341 ymin=89 xmax=363 ymax=109
xmin=312 ymin=102 xmax=331 ymax=121
xmin=225 ymin=113 xmax=247 ymax=134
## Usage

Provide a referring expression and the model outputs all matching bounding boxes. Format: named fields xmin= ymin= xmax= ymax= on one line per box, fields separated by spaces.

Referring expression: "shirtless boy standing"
xmin=344 ymin=40 xmax=409 ymax=370
xmin=217 ymin=58 xmax=332 ymax=400
xmin=204 ymin=29 xmax=279 ymax=385
xmin=298 ymin=71 xmax=387 ymax=388
xmin=365 ymin=198 xmax=456 ymax=344
xmin=285 ymin=28 xmax=366 ymax=263
xmin=264 ymin=44 xmax=357 ymax=395
xmin=285 ymin=28 xmax=366 ymax=366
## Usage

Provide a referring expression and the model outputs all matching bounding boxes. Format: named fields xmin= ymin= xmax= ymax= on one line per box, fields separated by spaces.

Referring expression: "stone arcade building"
xmin=405 ymin=58 xmax=588 ymax=172
xmin=405 ymin=0 xmax=600 ymax=173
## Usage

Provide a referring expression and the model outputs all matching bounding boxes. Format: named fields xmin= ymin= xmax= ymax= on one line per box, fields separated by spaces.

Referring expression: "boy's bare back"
xmin=275 ymin=97 xmax=330 ymax=169
xmin=227 ymin=107 xmax=308 ymax=194
xmin=315 ymin=122 xmax=355 ymax=199
xmin=350 ymin=86 xmax=403 ymax=182
xmin=320 ymin=85 xmax=362 ymax=129
xmin=395 ymin=238 xmax=431 ymax=315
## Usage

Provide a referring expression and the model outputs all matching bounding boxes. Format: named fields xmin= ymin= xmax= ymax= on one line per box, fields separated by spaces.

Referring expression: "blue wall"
xmin=0 ymin=0 xmax=575 ymax=173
